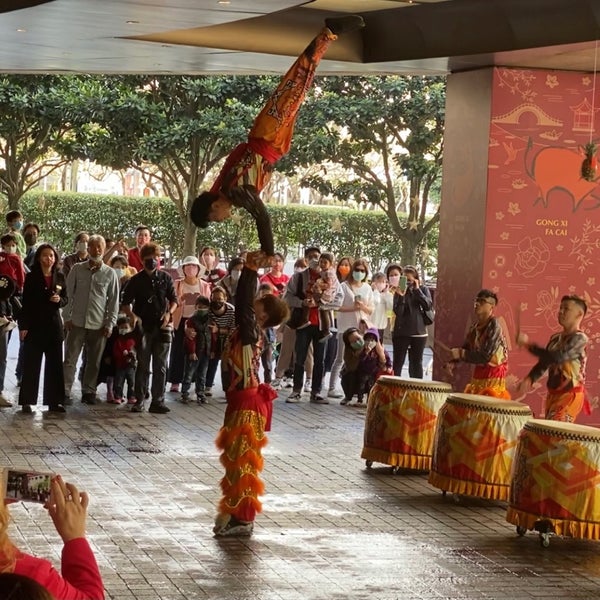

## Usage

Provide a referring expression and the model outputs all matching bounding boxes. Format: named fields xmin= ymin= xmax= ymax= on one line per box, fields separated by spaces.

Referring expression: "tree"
xmin=69 ymin=75 xmax=276 ymax=256
xmin=281 ymin=75 xmax=446 ymax=266
xmin=0 ymin=75 xmax=83 ymax=209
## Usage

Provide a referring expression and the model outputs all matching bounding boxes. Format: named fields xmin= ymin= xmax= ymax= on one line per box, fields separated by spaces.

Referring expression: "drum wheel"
xmin=516 ymin=526 xmax=527 ymax=537
xmin=365 ymin=460 xmax=373 ymax=469
xmin=539 ymin=533 xmax=551 ymax=548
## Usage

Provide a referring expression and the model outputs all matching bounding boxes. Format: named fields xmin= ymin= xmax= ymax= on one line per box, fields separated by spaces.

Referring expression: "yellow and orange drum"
xmin=361 ymin=377 xmax=452 ymax=471
xmin=429 ymin=393 xmax=532 ymax=500
xmin=507 ymin=419 xmax=600 ymax=544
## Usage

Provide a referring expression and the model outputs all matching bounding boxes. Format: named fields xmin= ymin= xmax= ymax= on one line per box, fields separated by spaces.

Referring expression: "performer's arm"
xmin=526 ymin=332 xmax=587 ymax=382
xmin=236 ymin=261 xmax=260 ymax=347
xmin=228 ymin=186 xmax=274 ymax=256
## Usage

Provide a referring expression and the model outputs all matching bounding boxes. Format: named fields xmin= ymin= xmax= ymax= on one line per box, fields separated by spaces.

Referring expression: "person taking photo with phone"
xmin=0 ymin=474 xmax=105 ymax=599
xmin=391 ymin=265 xmax=433 ymax=379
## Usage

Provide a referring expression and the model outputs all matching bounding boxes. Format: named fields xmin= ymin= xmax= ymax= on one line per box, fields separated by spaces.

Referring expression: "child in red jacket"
xmin=112 ymin=315 xmax=140 ymax=403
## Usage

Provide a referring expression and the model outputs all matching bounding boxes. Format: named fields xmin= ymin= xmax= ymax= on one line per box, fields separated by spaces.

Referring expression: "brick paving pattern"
xmin=1 ymin=339 xmax=599 ymax=599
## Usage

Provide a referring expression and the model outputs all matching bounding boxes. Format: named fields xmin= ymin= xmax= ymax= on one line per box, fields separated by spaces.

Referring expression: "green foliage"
xmin=19 ymin=190 xmax=438 ymax=273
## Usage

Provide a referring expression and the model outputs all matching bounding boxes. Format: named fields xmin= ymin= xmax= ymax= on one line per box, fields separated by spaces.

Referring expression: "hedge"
xmin=18 ymin=191 xmax=437 ymax=271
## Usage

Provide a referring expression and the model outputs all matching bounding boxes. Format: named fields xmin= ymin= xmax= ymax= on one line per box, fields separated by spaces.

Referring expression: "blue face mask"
xmin=144 ymin=258 xmax=158 ymax=271
xmin=114 ymin=268 xmax=125 ymax=279
xmin=352 ymin=270 xmax=366 ymax=282
xmin=12 ymin=221 xmax=23 ymax=231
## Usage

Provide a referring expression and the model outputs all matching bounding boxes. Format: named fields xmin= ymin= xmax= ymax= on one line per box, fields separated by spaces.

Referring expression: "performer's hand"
xmin=516 ymin=332 xmax=529 ymax=348
xmin=450 ymin=347 xmax=463 ymax=361
xmin=517 ymin=376 xmax=532 ymax=394
xmin=247 ymin=250 xmax=271 ymax=269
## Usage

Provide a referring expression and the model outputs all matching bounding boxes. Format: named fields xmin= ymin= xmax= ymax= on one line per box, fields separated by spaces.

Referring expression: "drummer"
xmin=516 ymin=294 xmax=589 ymax=422
xmin=449 ymin=289 xmax=510 ymax=399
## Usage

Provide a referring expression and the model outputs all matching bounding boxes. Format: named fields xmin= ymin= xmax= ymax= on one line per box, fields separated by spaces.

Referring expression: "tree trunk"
xmin=401 ymin=238 xmax=419 ymax=266
xmin=7 ymin=189 xmax=19 ymax=211
xmin=182 ymin=220 xmax=197 ymax=257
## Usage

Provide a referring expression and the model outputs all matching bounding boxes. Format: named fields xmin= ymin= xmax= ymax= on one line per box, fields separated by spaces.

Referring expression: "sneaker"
xmin=356 ymin=396 xmax=364 ymax=405
xmin=131 ymin=400 xmax=144 ymax=413
xmin=310 ymin=394 xmax=329 ymax=405
xmin=169 ymin=384 xmax=180 ymax=393
xmin=340 ymin=398 xmax=351 ymax=406
xmin=179 ymin=393 xmax=190 ymax=404
xmin=281 ymin=377 xmax=293 ymax=389
xmin=196 ymin=393 xmax=207 ymax=405
xmin=148 ymin=402 xmax=170 ymax=414
xmin=127 ymin=396 xmax=137 ymax=405
xmin=0 ymin=394 xmax=13 ymax=408
xmin=303 ymin=378 xmax=312 ymax=393
xmin=48 ymin=404 xmax=66 ymax=413
xmin=327 ymin=389 xmax=344 ymax=399
xmin=286 ymin=391 xmax=302 ymax=404
xmin=204 ymin=387 xmax=213 ymax=397
xmin=214 ymin=518 xmax=254 ymax=537
xmin=325 ymin=15 xmax=365 ymax=36
xmin=271 ymin=378 xmax=282 ymax=389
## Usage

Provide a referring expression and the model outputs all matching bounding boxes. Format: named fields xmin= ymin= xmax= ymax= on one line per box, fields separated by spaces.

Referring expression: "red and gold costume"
xmin=526 ymin=330 xmax=589 ymax=422
xmin=215 ymin=262 xmax=277 ymax=527
xmin=462 ymin=316 xmax=510 ymax=399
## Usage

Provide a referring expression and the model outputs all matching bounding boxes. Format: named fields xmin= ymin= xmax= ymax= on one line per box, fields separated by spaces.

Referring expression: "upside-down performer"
xmin=190 ymin=15 xmax=366 ymax=255
xmin=449 ymin=289 xmax=510 ymax=399
xmin=517 ymin=294 xmax=589 ymax=422
xmin=213 ymin=250 xmax=290 ymax=537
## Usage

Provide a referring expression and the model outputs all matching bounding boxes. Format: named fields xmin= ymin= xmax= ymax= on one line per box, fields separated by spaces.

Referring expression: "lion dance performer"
xmin=190 ymin=15 xmax=366 ymax=255
xmin=213 ymin=250 xmax=290 ymax=537
xmin=449 ymin=289 xmax=510 ymax=399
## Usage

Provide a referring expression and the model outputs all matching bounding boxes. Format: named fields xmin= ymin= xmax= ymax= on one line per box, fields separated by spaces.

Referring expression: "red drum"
xmin=507 ymin=419 xmax=600 ymax=541
xmin=361 ymin=377 xmax=452 ymax=471
xmin=429 ymin=393 xmax=532 ymax=500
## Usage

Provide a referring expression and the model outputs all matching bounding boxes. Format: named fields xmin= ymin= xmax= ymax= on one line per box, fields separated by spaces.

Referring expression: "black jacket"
xmin=392 ymin=284 xmax=432 ymax=337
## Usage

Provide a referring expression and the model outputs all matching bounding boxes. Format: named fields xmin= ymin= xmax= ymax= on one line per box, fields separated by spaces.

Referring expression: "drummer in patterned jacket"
xmin=516 ymin=294 xmax=589 ymax=422
xmin=449 ymin=289 xmax=510 ymax=399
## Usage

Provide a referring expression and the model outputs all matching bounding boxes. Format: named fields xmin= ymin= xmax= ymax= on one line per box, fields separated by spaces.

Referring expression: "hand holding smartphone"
xmin=399 ymin=275 xmax=408 ymax=292
xmin=3 ymin=468 xmax=54 ymax=504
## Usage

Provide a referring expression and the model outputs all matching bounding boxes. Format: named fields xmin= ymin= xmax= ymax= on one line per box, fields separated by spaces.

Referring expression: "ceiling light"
xmin=126 ymin=20 xmax=139 ymax=24
xmin=218 ymin=1 xmax=231 ymax=5
xmin=16 ymin=28 xmax=27 ymax=33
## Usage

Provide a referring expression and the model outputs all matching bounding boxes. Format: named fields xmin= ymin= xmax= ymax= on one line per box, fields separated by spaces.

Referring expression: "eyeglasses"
xmin=354 ymin=269 xmax=366 ymax=273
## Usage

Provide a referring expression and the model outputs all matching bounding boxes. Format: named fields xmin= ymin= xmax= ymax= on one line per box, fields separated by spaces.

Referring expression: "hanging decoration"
xmin=581 ymin=40 xmax=599 ymax=182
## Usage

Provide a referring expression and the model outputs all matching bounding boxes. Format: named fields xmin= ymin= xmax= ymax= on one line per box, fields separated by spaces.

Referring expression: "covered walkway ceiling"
xmin=1 ymin=0 xmax=599 ymax=75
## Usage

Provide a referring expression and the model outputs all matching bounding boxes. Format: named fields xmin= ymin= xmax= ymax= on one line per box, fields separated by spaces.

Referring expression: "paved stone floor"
xmin=1 ymin=338 xmax=600 ymax=600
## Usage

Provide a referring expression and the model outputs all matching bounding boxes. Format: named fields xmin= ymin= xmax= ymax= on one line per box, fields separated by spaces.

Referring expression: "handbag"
xmin=420 ymin=305 xmax=435 ymax=326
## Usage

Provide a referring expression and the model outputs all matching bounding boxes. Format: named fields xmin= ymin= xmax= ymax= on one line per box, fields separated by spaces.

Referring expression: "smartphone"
xmin=355 ymin=294 xmax=362 ymax=302
xmin=3 ymin=468 xmax=54 ymax=504
xmin=399 ymin=275 xmax=408 ymax=292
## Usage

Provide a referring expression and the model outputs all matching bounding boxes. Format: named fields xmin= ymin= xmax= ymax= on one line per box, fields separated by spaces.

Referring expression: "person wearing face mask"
xmin=328 ymin=258 xmax=374 ymax=399
xmin=283 ymin=247 xmax=343 ymax=404
xmin=199 ymin=246 xmax=226 ymax=289
xmin=335 ymin=256 xmax=353 ymax=283
xmin=127 ymin=225 xmax=155 ymax=273
xmin=259 ymin=252 xmax=289 ymax=297
xmin=4 ymin=210 xmax=26 ymax=259
xmin=0 ymin=234 xmax=25 ymax=293
xmin=22 ymin=222 xmax=41 ymax=271
xmin=180 ymin=295 xmax=212 ymax=404
xmin=63 ymin=235 xmax=120 ymax=406
xmin=61 ymin=232 xmax=89 ymax=280
xmin=217 ymin=257 xmax=246 ymax=304
xmin=371 ymin=272 xmax=394 ymax=341
xmin=204 ymin=287 xmax=236 ymax=398
xmin=120 ymin=242 xmax=178 ymax=414
xmin=167 ymin=256 xmax=211 ymax=393
xmin=391 ymin=265 xmax=433 ymax=379
xmin=111 ymin=314 xmax=141 ymax=404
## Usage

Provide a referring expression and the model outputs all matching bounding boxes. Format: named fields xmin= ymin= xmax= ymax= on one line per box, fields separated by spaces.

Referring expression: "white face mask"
xmin=388 ymin=275 xmax=400 ymax=286
xmin=76 ymin=242 xmax=88 ymax=253
xmin=375 ymin=282 xmax=386 ymax=292
xmin=231 ymin=269 xmax=241 ymax=281
xmin=114 ymin=268 xmax=125 ymax=279
xmin=365 ymin=340 xmax=377 ymax=351
xmin=118 ymin=327 xmax=131 ymax=335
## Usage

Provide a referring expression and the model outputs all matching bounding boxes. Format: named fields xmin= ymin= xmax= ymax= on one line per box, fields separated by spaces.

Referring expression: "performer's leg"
xmin=249 ymin=15 xmax=364 ymax=159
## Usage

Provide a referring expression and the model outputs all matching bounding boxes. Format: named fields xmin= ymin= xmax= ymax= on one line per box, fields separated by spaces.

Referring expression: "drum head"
xmin=377 ymin=376 xmax=452 ymax=391
xmin=447 ymin=392 xmax=531 ymax=413
xmin=524 ymin=419 xmax=600 ymax=440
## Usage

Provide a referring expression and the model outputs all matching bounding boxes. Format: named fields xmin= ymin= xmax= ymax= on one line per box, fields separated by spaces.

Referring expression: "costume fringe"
xmin=506 ymin=507 xmax=600 ymax=540
xmin=464 ymin=382 xmax=511 ymax=399
xmin=428 ymin=471 xmax=509 ymax=501
xmin=361 ymin=447 xmax=432 ymax=471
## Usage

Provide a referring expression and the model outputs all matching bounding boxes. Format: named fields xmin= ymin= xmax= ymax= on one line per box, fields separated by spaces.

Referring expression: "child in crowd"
xmin=0 ymin=233 xmax=25 ymax=293
xmin=301 ymin=251 xmax=337 ymax=341
xmin=112 ymin=314 xmax=140 ymax=404
xmin=181 ymin=296 xmax=212 ymax=404
xmin=258 ymin=283 xmax=276 ymax=384
xmin=371 ymin=272 xmax=393 ymax=341
xmin=517 ymin=294 xmax=589 ymax=422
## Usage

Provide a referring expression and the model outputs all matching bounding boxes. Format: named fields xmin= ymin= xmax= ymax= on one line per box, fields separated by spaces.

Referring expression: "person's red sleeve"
xmin=11 ymin=255 xmax=25 ymax=291
xmin=14 ymin=538 xmax=105 ymax=600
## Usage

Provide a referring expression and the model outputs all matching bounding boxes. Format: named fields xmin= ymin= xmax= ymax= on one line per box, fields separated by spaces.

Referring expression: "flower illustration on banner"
xmin=494 ymin=255 xmax=506 ymax=268
xmin=545 ymin=74 xmax=559 ymax=89
xmin=500 ymin=232 xmax=510 ymax=241
xmin=514 ymin=236 xmax=550 ymax=278
xmin=496 ymin=211 xmax=505 ymax=221
xmin=507 ymin=202 xmax=521 ymax=216
xmin=535 ymin=286 xmax=560 ymax=329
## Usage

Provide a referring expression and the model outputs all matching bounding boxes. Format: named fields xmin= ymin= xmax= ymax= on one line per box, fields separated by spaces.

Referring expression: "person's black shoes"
xmin=21 ymin=405 xmax=33 ymax=414
xmin=81 ymin=393 xmax=98 ymax=405
xmin=48 ymin=404 xmax=66 ymax=413
xmin=325 ymin=15 xmax=365 ymax=35
xmin=148 ymin=402 xmax=170 ymax=414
